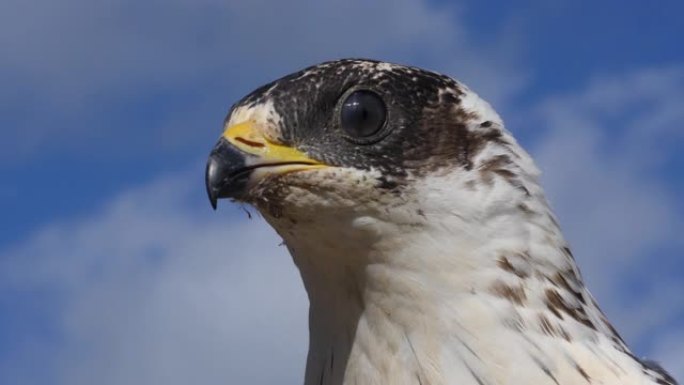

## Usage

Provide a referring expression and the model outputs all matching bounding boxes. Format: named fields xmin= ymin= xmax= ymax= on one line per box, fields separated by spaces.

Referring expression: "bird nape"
xmin=205 ymin=59 xmax=678 ymax=385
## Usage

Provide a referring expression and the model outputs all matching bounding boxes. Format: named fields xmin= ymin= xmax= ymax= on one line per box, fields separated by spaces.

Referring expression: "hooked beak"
xmin=205 ymin=120 xmax=326 ymax=209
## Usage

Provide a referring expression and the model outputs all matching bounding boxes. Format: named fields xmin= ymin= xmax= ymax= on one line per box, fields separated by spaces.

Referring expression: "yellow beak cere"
xmin=222 ymin=120 xmax=324 ymax=165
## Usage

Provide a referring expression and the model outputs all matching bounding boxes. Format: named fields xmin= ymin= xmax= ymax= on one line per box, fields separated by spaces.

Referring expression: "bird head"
xmin=206 ymin=59 xmax=537 ymax=231
xmin=204 ymin=60 xmax=680 ymax=385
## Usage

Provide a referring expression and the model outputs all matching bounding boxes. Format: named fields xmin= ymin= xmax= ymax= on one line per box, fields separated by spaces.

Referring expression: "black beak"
xmin=205 ymin=137 xmax=251 ymax=209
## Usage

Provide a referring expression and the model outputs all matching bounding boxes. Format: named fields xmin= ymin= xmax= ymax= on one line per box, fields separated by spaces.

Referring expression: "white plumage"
xmin=206 ymin=59 xmax=677 ymax=385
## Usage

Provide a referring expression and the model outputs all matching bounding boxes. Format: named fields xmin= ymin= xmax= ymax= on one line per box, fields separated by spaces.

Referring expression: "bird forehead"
xmin=237 ymin=59 xmax=466 ymax=109
xmin=225 ymin=99 xmax=285 ymax=140
xmin=227 ymin=99 xmax=281 ymax=126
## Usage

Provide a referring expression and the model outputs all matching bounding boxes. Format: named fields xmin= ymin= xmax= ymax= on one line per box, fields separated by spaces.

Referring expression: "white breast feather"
xmin=256 ymin=87 xmax=672 ymax=385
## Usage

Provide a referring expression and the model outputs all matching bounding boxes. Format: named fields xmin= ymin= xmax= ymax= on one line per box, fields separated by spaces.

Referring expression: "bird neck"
xmin=265 ymin=195 xmax=650 ymax=385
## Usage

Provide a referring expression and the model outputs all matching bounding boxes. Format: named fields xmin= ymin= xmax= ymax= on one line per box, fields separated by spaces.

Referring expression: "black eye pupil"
xmin=340 ymin=90 xmax=386 ymax=138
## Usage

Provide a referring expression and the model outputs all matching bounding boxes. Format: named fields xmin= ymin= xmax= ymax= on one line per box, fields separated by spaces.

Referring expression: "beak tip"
xmin=205 ymin=158 xmax=219 ymax=210
xmin=205 ymin=136 xmax=252 ymax=208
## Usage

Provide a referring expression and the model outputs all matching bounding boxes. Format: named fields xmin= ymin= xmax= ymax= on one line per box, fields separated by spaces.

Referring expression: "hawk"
xmin=205 ymin=59 xmax=677 ymax=385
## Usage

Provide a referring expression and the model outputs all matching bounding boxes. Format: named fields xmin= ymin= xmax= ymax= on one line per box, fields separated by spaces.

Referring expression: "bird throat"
xmin=262 ymin=203 xmax=654 ymax=385
xmin=266 ymin=209 xmax=535 ymax=385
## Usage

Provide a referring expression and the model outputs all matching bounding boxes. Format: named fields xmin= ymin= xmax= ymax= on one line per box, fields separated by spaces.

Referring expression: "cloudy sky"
xmin=1 ymin=1 xmax=683 ymax=384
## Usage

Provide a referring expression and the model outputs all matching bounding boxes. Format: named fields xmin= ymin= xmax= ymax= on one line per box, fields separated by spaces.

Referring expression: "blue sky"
xmin=1 ymin=1 xmax=683 ymax=384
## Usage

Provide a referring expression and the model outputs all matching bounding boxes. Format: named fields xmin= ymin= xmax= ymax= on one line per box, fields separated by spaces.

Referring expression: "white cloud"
xmin=527 ymin=66 xmax=684 ymax=374
xmin=0 ymin=0 xmax=524 ymax=160
xmin=0 ymin=168 xmax=309 ymax=385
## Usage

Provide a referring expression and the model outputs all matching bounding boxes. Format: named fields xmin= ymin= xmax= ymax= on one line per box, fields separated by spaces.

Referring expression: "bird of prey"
xmin=205 ymin=59 xmax=677 ymax=385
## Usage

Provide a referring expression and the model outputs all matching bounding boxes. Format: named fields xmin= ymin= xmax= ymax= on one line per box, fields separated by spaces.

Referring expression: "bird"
xmin=205 ymin=59 xmax=678 ymax=385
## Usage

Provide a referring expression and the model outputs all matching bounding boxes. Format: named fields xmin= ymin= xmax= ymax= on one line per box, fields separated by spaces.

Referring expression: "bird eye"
xmin=340 ymin=90 xmax=387 ymax=138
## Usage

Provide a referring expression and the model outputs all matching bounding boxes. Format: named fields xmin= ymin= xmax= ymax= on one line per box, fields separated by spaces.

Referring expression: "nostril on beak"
xmin=233 ymin=136 xmax=265 ymax=148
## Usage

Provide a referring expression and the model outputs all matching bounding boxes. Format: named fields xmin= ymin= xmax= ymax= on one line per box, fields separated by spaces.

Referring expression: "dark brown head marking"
xmin=229 ymin=59 xmax=517 ymax=190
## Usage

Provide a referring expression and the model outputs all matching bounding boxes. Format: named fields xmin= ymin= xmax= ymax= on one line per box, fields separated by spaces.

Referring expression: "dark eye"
xmin=340 ymin=90 xmax=387 ymax=138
